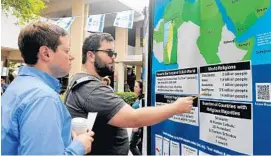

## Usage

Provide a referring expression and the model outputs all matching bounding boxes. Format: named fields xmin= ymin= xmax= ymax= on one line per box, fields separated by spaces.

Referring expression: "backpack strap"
xmin=64 ymin=76 xmax=98 ymax=104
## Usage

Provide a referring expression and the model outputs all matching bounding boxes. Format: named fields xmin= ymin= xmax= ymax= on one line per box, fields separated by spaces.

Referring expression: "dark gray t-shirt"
xmin=65 ymin=73 xmax=128 ymax=155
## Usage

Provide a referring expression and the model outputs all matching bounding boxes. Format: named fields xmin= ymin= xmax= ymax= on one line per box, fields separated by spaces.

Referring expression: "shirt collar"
xmin=18 ymin=66 xmax=62 ymax=93
xmin=78 ymin=72 xmax=102 ymax=81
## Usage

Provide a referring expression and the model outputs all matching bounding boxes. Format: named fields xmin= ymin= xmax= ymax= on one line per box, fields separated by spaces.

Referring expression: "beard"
xmin=94 ymin=55 xmax=114 ymax=77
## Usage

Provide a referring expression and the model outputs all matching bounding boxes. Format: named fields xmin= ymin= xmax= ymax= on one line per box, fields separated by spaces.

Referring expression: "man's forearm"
xmin=133 ymin=104 xmax=180 ymax=127
xmin=108 ymin=97 xmax=192 ymax=128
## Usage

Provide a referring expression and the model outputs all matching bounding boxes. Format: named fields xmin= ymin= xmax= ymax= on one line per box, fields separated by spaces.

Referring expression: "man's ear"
xmin=38 ymin=46 xmax=51 ymax=62
xmin=87 ymin=51 xmax=95 ymax=63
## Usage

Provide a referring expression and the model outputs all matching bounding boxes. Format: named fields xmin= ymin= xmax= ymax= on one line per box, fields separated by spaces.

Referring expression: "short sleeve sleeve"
xmin=85 ymin=85 xmax=126 ymax=123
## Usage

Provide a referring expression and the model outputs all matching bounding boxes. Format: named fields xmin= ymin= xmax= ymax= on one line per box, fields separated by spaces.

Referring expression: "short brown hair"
xmin=18 ymin=21 xmax=68 ymax=65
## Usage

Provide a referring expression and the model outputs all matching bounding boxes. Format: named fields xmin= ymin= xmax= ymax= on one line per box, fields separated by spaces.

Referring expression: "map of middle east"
xmin=151 ymin=0 xmax=271 ymax=155
xmin=153 ymin=0 xmax=271 ymax=68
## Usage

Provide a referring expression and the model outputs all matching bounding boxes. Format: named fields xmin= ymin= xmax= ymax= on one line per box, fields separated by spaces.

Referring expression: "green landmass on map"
xmin=153 ymin=0 xmax=200 ymax=64
xmin=153 ymin=20 xmax=164 ymax=43
xmin=220 ymin=0 xmax=270 ymax=36
xmin=220 ymin=0 xmax=269 ymax=61
xmin=153 ymin=0 xmax=270 ymax=65
xmin=197 ymin=0 xmax=223 ymax=64
xmin=236 ymin=37 xmax=255 ymax=60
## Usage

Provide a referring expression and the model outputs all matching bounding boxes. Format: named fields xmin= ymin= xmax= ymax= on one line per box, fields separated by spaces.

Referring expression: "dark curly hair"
xmin=82 ymin=33 xmax=114 ymax=64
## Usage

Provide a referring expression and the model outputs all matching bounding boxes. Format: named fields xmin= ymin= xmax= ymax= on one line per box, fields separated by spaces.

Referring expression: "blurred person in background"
xmin=130 ymin=80 xmax=144 ymax=155
xmin=1 ymin=76 xmax=8 ymax=95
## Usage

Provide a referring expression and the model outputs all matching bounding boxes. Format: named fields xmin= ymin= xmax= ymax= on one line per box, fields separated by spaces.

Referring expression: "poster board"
xmin=147 ymin=0 xmax=271 ymax=155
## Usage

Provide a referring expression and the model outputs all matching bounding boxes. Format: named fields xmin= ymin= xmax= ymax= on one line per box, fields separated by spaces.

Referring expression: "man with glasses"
xmin=1 ymin=21 xmax=94 ymax=155
xmin=65 ymin=33 xmax=193 ymax=155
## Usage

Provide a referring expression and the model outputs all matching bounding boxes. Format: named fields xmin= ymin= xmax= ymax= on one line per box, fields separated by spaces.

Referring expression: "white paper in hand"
xmin=87 ymin=112 xmax=97 ymax=130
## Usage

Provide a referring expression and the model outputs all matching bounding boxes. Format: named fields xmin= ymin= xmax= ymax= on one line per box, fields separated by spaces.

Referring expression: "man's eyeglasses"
xmin=92 ymin=49 xmax=117 ymax=58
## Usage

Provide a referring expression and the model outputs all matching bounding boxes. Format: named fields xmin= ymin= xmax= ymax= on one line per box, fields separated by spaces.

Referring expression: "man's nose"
xmin=69 ymin=55 xmax=75 ymax=60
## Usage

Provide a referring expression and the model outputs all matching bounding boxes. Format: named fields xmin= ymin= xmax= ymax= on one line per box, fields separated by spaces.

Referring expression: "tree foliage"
xmin=115 ymin=92 xmax=137 ymax=105
xmin=2 ymin=0 xmax=47 ymax=24
xmin=7 ymin=61 xmax=20 ymax=71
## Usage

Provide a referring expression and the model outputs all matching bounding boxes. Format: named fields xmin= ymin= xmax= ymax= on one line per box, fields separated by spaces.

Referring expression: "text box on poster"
xmin=200 ymin=61 xmax=252 ymax=101
xmin=163 ymin=137 xmax=170 ymax=155
xmin=155 ymin=134 xmax=163 ymax=155
xmin=170 ymin=140 xmax=180 ymax=155
xmin=199 ymin=100 xmax=253 ymax=155
xmin=156 ymin=94 xmax=199 ymax=126
xmin=156 ymin=68 xmax=199 ymax=95
xmin=181 ymin=144 xmax=198 ymax=156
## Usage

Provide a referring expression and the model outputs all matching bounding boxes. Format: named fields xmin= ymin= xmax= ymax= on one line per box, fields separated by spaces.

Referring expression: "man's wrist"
xmin=168 ymin=102 xmax=180 ymax=115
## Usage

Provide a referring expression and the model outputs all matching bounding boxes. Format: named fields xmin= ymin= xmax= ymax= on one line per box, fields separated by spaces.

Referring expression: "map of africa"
xmin=153 ymin=0 xmax=271 ymax=70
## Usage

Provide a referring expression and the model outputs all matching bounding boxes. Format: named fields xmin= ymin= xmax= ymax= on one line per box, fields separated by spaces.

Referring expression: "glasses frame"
xmin=92 ymin=49 xmax=117 ymax=58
